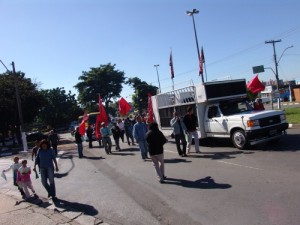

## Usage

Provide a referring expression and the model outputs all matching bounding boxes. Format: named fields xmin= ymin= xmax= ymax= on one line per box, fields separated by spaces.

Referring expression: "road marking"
xmin=165 ymin=149 xmax=176 ymax=154
xmin=217 ymin=160 xmax=264 ymax=170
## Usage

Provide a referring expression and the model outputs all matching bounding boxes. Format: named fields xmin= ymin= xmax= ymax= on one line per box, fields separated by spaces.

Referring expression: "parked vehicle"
xmin=151 ymin=79 xmax=288 ymax=149
xmin=26 ymin=131 xmax=48 ymax=142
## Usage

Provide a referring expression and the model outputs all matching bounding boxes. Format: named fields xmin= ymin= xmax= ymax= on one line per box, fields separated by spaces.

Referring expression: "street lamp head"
xmin=186 ymin=9 xmax=199 ymax=16
xmin=154 ymin=64 xmax=159 ymax=67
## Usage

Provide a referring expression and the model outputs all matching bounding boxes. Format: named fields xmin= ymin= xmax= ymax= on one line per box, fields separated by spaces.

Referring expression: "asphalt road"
xmin=1 ymin=128 xmax=300 ymax=225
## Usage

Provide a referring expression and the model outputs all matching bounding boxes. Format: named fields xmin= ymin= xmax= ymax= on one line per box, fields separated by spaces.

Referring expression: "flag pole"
xmin=204 ymin=62 xmax=208 ymax=82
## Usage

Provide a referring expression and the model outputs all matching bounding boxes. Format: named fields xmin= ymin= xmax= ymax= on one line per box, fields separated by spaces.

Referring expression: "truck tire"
xmin=231 ymin=129 xmax=248 ymax=149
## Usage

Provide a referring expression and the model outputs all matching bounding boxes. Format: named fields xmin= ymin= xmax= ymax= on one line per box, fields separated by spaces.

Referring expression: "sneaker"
xmin=159 ymin=179 xmax=165 ymax=183
xmin=196 ymin=151 xmax=201 ymax=153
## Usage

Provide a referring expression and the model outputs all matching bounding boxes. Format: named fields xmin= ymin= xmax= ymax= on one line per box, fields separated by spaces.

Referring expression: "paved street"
xmin=1 ymin=128 xmax=300 ymax=225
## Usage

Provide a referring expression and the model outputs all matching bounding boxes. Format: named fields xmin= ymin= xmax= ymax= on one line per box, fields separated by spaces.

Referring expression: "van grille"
xmin=259 ymin=115 xmax=281 ymax=127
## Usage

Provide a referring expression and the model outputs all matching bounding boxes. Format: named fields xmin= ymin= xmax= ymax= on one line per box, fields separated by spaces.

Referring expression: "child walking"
xmin=2 ymin=156 xmax=26 ymax=198
xmin=17 ymin=160 xmax=36 ymax=200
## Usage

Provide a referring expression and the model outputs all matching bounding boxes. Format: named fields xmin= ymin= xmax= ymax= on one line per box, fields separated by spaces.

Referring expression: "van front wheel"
xmin=231 ymin=129 xmax=248 ymax=149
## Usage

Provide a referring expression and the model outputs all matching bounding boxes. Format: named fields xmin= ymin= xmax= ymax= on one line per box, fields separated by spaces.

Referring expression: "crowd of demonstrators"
xmin=183 ymin=106 xmax=200 ymax=154
xmin=48 ymin=130 xmax=59 ymax=156
xmin=124 ymin=116 xmax=135 ymax=145
xmin=170 ymin=111 xmax=188 ymax=157
xmin=133 ymin=115 xmax=149 ymax=161
xmin=3 ymin=132 xmax=61 ymax=201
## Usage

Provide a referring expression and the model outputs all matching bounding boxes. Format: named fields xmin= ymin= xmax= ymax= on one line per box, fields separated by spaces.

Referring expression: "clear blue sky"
xmin=1 ymin=0 xmax=299 ymax=102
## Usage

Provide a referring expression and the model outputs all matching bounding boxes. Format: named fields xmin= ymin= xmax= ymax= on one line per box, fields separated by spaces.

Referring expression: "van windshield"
xmin=219 ymin=99 xmax=253 ymax=116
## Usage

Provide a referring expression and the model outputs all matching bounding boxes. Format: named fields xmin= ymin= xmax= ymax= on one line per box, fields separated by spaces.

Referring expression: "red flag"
xmin=169 ymin=50 xmax=174 ymax=79
xmin=119 ymin=97 xmax=131 ymax=116
xmin=247 ymin=74 xmax=265 ymax=94
xmin=95 ymin=95 xmax=109 ymax=139
xmin=147 ymin=93 xmax=154 ymax=123
xmin=79 ymin=111 xmax=88 ymax=136
xmin=199 ymin=46 xmax=205 ymax=76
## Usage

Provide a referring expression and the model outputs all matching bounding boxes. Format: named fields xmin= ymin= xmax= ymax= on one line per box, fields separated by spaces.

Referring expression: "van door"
xmin=205 ymin=105 xmax=228 ymax=136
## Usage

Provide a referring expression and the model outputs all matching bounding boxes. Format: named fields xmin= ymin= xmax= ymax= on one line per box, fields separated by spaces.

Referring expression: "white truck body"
xmin=151 ymin=79 xmax=288 ymax=149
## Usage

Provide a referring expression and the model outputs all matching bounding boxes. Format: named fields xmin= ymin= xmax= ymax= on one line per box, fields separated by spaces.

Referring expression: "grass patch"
xmin=285 ymin=107 xmax=300 ymax=124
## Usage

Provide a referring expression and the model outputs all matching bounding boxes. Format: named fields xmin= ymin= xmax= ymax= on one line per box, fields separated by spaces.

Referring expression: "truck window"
xmin=208 ymin=106 xmax=220 ymax=118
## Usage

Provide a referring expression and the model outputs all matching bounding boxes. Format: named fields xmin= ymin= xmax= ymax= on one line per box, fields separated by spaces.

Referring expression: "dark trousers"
xmin=174 ymin=133 xmax=187 ymax=155
xmin=125 ymin=131 xmax=135 ymax=145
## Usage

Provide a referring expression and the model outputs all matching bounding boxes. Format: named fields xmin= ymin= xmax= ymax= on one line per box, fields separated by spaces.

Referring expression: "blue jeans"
xmin=138 ymin=140 xmax=148 ymax=159
xmin=40 ymin=167 xmax=56 ymax=197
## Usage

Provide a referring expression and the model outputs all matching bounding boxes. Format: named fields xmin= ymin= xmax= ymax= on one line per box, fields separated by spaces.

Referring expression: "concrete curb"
xmin=288 ymin=124 xmax=300 ymax=128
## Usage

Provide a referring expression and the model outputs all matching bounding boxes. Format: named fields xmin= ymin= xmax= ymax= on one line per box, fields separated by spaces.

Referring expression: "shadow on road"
xmin=164 ymin=158 xmax=192 ymax=163
xmin=53 ymin=198 xmax=98 ymax=216
xmin=186 ymin=150 xmax=247 ymax=160
xmin=164 ymin=176 xmax=232 ymax=189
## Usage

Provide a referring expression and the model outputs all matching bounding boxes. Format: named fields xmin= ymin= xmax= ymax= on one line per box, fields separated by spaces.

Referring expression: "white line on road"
xmin=217 ymin=160 xmax=264 ymax=170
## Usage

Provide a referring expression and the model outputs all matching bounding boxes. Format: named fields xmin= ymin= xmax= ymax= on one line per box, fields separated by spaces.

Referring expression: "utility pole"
xmin=154 ymin=64 xmax=161 ymax=93
xmin=265 ymin=39 xmax=281 ymax=109
xmin=12 ymin=62 xmax=28 ymax=151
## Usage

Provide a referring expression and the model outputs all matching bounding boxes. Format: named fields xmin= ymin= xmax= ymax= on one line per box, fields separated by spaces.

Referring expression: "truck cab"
xmin=151 ymin=79 xmax=288 ymax=149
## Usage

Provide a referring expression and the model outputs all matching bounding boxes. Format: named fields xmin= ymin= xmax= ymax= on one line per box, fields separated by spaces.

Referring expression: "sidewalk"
xmin=0 ymin=189 xmax=108 ymax=225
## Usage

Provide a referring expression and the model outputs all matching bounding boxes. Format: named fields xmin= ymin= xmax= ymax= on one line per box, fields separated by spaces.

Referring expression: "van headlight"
xmin=247 ymin=119 xmax=260 ymax=127
xmin=280 ymin=114 xmax=286 ymax=121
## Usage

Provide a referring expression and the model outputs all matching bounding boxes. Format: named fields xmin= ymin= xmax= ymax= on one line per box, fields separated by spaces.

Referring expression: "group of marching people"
xmin=74 ymin=106 xmax=200 ymax=184
xmin=3 ymin=139 xmax=59 ymax=201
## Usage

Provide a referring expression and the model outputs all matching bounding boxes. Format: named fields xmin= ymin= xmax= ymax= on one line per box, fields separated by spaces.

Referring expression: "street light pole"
xmin=265 ymin=39 xmax=281 ymax=109
xmin=154 ymin=64 xmax=161 ymax=93
xmin=187 ymin=8 xmax=204 ymax=83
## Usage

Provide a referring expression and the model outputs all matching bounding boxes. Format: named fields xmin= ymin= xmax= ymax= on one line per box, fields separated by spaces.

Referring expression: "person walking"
xmin=170 ymin=111 xmax=188 ymax=157
xmin=124 ymin=116 xmax=135 ymax=145
xmin=183 ymin=106 xmax=200 ymax=153
xmin=117 ymin=118 xmax=125 ymax=143
xmin=48 ymin=130 xmax=59 ymax=156
xmin=86 ymin=125 xmax=93 ymax=148
xmin=2 ymin=156 xmax=26 ymax=198
xmin=146 ymin=122 xmax=167 ymax=183
xmin=111 ymin=122 xmax=122 ymax=151
xmin=33 ymin=139 xmax=59 ymax=201
xmin=133 ymin=115 xmax=148 ymax=161
xmin=100 ymin=122 xmax=112 ymax=154
xmin=17 ymin=159 xmax=36 ymax=200
xmin=74 ymin=127 xmax=84 ymax=158
xmin=32 ymin=140 xmax=40 ymax=161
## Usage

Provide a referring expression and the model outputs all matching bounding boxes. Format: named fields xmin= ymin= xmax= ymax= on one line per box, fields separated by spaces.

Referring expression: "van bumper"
xmin=246 ymin=122 xmax=289 ymax=145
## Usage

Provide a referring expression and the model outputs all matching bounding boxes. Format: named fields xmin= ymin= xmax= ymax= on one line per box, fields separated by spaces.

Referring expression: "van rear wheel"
xmin=231 ymin=129 xmax=248 ymax=149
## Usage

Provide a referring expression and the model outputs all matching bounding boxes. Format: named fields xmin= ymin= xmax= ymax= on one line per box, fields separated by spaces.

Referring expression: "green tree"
xmin=74 ymin=63 xmax=125 ymax=110
xmin=38 ymin=88 xmax=82 ymax=128
xmin=247 ymin=89 xmax=258 ymax=102
xmin=0 ymin=71 xmax=44 ymax=131
xmin=125 ymin=77 xmax=158 ymax=114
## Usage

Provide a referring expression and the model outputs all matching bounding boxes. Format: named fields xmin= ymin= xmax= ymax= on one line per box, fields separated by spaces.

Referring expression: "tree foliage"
xmin=37 ymin=88 xmax=82 ymax=128
xmin=74 ymin=63 xmax=125 ymax=110
xmin=125 ymin=77 xmax=158 ymax=114
xmin=0 ymin=71 xmax=44 ymax=131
